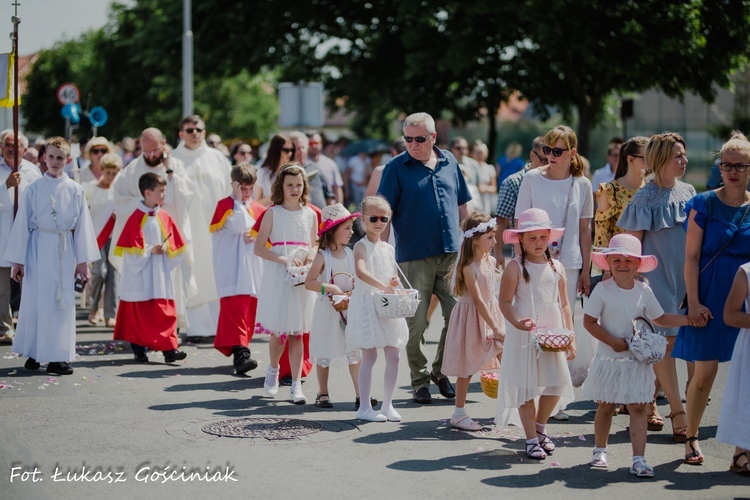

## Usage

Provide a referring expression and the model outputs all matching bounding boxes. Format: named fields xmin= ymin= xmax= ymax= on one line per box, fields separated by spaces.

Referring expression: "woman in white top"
xmin=515 ymin=125 xmax=595 ymax=392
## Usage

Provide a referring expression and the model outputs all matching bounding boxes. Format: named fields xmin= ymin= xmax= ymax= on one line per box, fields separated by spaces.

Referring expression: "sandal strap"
xmin=526 ymin=443 xmax=547 ymax=458
xmin=667 ymin=410 xmax=686 ymax=418
xmin=733 ymin=452 xmax=748 ymax=467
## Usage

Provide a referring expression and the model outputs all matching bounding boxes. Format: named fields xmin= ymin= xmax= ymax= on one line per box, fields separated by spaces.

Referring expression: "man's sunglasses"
xmin=182 ymin=127 xmax=204 ymax=134
xmin=367 ymin=216 xmax=389 ymax=223
xmin=542 ymin=145 xmax=570 ymax=157
xmin=403 ymin=134 xmax=431 ymax=143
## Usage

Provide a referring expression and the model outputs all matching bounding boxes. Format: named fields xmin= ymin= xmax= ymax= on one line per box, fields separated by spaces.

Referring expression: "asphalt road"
xmin=1 ymin=301 xmax=748 ymax=500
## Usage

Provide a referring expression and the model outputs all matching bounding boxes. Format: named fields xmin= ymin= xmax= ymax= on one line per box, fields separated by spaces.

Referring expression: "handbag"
xmin=628 ymin=316 xmax=667 ymax=364
xmin=680 ymin=200 xmax=750 ymax=309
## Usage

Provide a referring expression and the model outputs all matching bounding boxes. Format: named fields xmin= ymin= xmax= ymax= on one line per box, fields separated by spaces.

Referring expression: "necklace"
xmin=42 ymin=175 xmax=60 ymax=228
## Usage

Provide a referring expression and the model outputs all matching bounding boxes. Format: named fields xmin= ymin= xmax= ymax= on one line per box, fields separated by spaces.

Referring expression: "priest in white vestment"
xmin=110 ymin=128 xmax=196 ymax=328
xmin=170 ymin=116 xmax=231 ymax=340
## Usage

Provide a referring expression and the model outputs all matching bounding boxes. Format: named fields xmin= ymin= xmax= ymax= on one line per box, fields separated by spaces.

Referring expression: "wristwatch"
xmin=165 ymin=168 xmax=174 ymax=174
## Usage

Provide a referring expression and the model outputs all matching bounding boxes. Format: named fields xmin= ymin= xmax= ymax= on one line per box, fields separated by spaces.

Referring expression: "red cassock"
xmin=113 ymin=208 xmax=187 ymax=351
xmin=210 ymin=197 xmax=266 ymax=357
xmin=251 ymin=203 xmax=322 ymax=378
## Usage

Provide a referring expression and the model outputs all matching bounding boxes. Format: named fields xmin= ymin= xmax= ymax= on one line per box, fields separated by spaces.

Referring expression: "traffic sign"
xmin=56 ymin=82 xmax=80 ymax=105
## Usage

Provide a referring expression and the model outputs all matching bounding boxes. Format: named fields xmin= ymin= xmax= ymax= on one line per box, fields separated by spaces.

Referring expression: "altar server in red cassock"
xmin=113 ymin=172 xmax=187 ymax=364
xmin=210 ymin=163 xmax=266 ymax=373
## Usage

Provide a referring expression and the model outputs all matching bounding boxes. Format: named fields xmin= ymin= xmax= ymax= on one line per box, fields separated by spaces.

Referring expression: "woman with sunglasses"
xmin=78 ymin=136 xmax=112 ymax=183
xmin=618 ymin=132 xmax=696 ymax=444
xmin=515 ymin=125 xmax=595 ymax=394
xmin=254 ymin=134 xmax=294 ymax=206
xmin=672 ymin=131 xmax=750 ymax=465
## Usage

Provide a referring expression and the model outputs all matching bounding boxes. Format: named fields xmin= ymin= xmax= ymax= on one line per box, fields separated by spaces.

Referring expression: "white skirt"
xmin=310 ymin=295 xmax=348 ymax=359
xmin=716 ymin=330 xmax=750 ymax=449
xmin=495 ymin=326 xmax=574 ymax=427
xmin=582 ymin=354 xmax=655 ymax=404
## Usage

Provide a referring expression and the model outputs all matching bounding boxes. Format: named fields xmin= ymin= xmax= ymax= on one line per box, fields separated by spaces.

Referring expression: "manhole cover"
xmin=201 ymin=417 xmax=324 ymax=440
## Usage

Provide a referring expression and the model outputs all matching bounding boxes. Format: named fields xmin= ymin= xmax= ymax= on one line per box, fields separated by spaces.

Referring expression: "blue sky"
xmin=0 ymin=1 xmax=124 ymax=55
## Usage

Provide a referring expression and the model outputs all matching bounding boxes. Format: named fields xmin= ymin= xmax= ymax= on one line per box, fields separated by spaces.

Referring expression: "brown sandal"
xmin=647 ymin=413 xmax=665 ymax=431
xmin=730 ymin=452 xmax=750 ymax=476
xmin=684 ymin=436 xmax=704 ymax=465
xmin=666 ymin=410 xmax=687 ymax=443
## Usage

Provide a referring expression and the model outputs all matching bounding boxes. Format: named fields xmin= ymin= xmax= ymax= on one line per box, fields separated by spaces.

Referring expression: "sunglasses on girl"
xmin=281 ymin=147 xmax=295 ymax=154
xmin=367 ymin=216 xmax=389 ymax=223
xmin=403 ymin=134 xmax=431 ymax=143
xmin=542 ymin=145 xmax=570 ymax=157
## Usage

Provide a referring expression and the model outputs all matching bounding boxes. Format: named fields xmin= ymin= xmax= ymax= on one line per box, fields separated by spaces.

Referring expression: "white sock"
xmin=454 ymin=406 xmax=467 ymax=418
xmin=382 ymin=346 xmax=399 ymax=411
xmin=594 ymin=447 xmax=607 ymax=453
xmin=526 ymin=437 xmax=540 ymax=445
xmin=265 ymin=366 xmax=278 ymax=386
xmin=632 ymin=455 xmax=644 ymax=464
xmin=535 ymin=422 xmax=546 ymax=434
xmin=291 ymin=380 xmax=302 ymax=392
xmin=358 ymin=349 xmax=377 ymax=412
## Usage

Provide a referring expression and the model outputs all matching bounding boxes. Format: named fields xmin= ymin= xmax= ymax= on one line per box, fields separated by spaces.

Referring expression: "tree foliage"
xmin=22 ymin=0 xmax=750 ymax=157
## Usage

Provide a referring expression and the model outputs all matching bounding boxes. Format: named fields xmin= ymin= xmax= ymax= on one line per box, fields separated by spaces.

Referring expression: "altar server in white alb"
xmin=110 ymin=127 xmax=195 ymax=327
xmin=171 ymin=115 xmax=232 ymax=341
xmin=0 ymin=130 xmax=41 ymax=345
xmin=5 ymin=137 xmax=99 ymax=375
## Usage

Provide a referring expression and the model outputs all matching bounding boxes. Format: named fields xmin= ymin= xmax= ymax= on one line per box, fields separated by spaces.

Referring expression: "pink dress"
xmin=441 ymin=256 xmax=503 ymax=378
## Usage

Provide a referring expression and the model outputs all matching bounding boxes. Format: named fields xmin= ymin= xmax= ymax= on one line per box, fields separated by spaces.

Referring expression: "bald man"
xmin=110 ymin=128 xmax=196 ymax=328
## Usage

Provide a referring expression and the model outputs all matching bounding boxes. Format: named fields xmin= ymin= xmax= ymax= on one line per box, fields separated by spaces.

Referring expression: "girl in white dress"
xmin=346 ymin=196 xmax=408 ymax=422
xmin=496 ymin=208 xmax=575 ymax=460
xmin=254 ymin=164 xmax=318 ymax=404
xmin=584 ymin=233 xmax=692 ymax=478
xmin=718 ymin=261 xmax=750 ymax=476
xmin=305 ymin=204 xmax=365 ymax=409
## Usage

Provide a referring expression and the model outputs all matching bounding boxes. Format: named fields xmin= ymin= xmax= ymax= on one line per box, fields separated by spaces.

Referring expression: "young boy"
xmin=5 ymin=136 xmax=99 ymax=375
xmin=210 ymin=162 xmax=266 ymax=373
xmin=83 ymin=152 xmax=122 ymax=327
xmin=113 ymin=172 xmax=187 ymax=363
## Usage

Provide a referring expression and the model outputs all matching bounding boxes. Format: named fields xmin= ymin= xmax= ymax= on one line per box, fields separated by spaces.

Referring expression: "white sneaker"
xmin=291 ymin=385 xmax=306 ymax=405
xmin=382 ymin=406 xmax=402 ymax=422
xmin=263 ymin=367 xmax=279 ymax=397
xmin=551 ymin=410 xmax=570 ymax=421
xmin=357 ymin=408 xmax=387 ymax=422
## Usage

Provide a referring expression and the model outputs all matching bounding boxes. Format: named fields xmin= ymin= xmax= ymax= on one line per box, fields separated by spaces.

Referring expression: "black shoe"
xmin=431 ymin=374 xmax=456 ymax=399
xmin=354 ymin=397 xmax=379 ymax=410
xmin=186 ymin=336 xmax=211 ymax=344
xmin=133 ymin=353 xmax=149 ymax=363
xmin=163 ymin=350 xmax=187 ymax=363
xmin=280 ymin=375 xmax=293 ymax=386
xmin=233 ymin=348 xmax=258 ymax=374
xmin=413 ymin=386 xmax=432 ymax=404
xmin=24 ymin=357 xmax=40 ymax=371
xmin=46 ymin=362 xmax=74 ymax=375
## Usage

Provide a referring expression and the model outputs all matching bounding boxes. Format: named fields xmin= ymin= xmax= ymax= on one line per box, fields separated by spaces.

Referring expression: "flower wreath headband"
xmin=462 ymin=218 xmax=497 ymax=239
xmin=450 ymin=218 xmax=497 ymax=290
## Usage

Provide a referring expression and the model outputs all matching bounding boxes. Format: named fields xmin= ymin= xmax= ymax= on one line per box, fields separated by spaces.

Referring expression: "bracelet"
xmin=321 ymin=284 xmax=325 ymax=295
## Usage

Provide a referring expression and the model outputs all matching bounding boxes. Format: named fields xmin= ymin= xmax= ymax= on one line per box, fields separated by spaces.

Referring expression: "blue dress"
xmin=673 ymin=191 xmax=750 ymax=362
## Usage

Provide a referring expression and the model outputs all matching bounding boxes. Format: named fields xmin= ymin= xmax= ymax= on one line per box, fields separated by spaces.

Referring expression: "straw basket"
xmin=480 ymin=371 xmax=499 ymax=399
xmin=374 ymin=289 xmax=420 ymax=319
xmin=329 ymin=272 xmax=354 ymax=312
xmin=531 ymin=326 xmax=573 ymax=353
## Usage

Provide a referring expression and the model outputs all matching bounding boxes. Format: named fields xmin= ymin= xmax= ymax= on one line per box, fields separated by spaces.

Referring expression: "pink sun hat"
xmin=503 ymin=208 xmax=565 ymax=244
xmin=318 ymin=203 xmax=360 ymax=237
xmin=591 ymin=233 xmax=658 ymax=273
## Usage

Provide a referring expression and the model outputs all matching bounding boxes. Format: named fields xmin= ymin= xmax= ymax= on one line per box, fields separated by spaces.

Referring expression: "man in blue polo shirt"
xmin=378 ymin=112 xmax=472 ymax=404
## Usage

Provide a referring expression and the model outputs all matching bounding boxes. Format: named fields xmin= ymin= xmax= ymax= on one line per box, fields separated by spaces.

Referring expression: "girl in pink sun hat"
xmin=496 ymin=208 xmax=576 ymax=460
xmin=583 ymin=233 xmax=700 ymax=477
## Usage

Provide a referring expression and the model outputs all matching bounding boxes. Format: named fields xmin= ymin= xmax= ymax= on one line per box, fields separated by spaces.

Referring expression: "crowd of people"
xmin=0 ymin=111 xmax=748 ymax=479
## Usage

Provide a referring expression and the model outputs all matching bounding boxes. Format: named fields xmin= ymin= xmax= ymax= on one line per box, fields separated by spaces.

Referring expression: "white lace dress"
xmin=254 ymin=205 xmax=316 ymax=337
xmin=495 ymin=257 xmax=574 ymax=428
xmin=345 ymin=238 xmax=408 ymax=349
